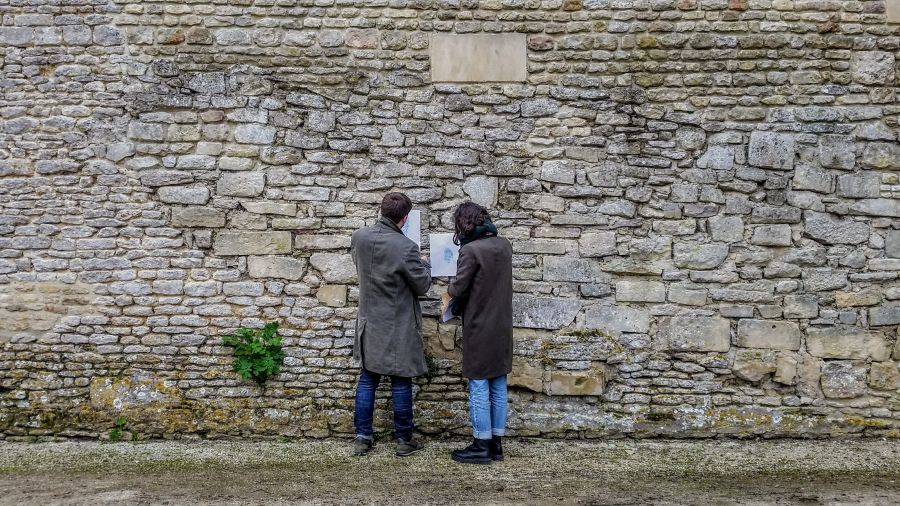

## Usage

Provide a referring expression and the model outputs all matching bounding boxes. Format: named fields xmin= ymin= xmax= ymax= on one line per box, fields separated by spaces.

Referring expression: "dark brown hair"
xmin=381 ymin=192 xmax=412 ymax=224
xmin=453 ymin=201 xmax=490 ymax=245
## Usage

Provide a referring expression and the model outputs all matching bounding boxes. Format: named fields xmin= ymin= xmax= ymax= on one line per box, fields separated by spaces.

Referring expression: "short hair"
xmin=381 ymin=192 xmax=412 ymax=224
xmin=453 ymin=201 xmax=490 ymax=245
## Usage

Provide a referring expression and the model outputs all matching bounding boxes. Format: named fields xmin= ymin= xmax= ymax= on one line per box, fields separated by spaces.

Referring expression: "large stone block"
xmin=248 ymin=256 xmax=307 ymax=280
xmin=673 ymin=242 xmax=729 ymax=270
xmin=886 ymin=230 xmax=900 ymax=258
xmin=508 ymin=357 xmax=544 ymax=393
xmin=430 ymin=33 xmax=526 ymax=82
xmin=548 ymin=368 xmax=605 ymax=396
xmin=158 ymin=186 xmax=210 ymax=205
xmin=213 ymin=232 xmax=292 ymax=256
xmin=820 ymin=361 xmax=867 ymax=399
xmin=851 ymin=51 xmax=896 ymax=85
xmin=806 ymin=326 xmax=890 ymax=361
xmin=578 ymin=231 xmax=616 ymax=257
xmin=802 ymin=211 xmax=869 ymax=245
xmin=870 ymin=305 xmax=900 ymax=327
xmin=792 ymin=166 xmax=834 ymax=193
xmin=235 ymin=125 xmax=276 ymax=145
xmin=735 ymin=319 xmax=801 ymax=350
xmin=615 ymin=280 xmax=665 ymax=303
xmin=861 ymin=143 xmax=900 ymax=170
xmin=295 ymin=235 xmax=351 ymax=250
xmin=848 ymin=199 xmax=900 ymax=218
xmin=658 ymin=315 xmax=731 ymax=352
xmin=748 ymin=131 xmax=795 ymax=170
xmin=732 ymin=349 xmax=777 ymax=382
xmin=836 ymin=173 xmax=881 ymax=199
xmin=512 ymin=295 xmax=580 ymax=330
xmin=462 ymin=176 xmax=498 ymax=207
xmin=750 ymin=225 xmax=792 ymax=246
xmin=869 ymin=362 xmax=900 ymax=391
xmin=316 ymin=284 xmax=347 ymax=307
xmin=309 ymin=253 xmax=356 ymax=283
xmin=171 ymin=208 xmax=225 ymax=228
xmin=707 ymin=215 xmax=744 ymax=243
xmin=818 ymin=135 xmax=855 ymax=170
xmin=584 ymin=306 xmax=650 ymax=334
xmin=543 ymin=257 xmax=606 ymax=283
xmin=217 ymin=172 xmax=265 ymax=197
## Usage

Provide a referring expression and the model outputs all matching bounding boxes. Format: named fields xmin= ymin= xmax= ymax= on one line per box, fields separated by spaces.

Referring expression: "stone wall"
xmin=1 ymin=0 xmax=899 ymax=440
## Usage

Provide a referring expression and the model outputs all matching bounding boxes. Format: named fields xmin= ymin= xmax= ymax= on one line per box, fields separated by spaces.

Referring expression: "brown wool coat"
xmin=448 ymin=235 xmax=514 ymax=380
xmin=351 ymin=217 xmax=432 ymax=378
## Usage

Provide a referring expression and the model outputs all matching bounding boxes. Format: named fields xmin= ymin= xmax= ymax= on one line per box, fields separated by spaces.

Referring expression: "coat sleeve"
xmin=448 ymin=245 xmax=477 ymax=299
xmin=402 ymin=242 xmax=432 ymax=296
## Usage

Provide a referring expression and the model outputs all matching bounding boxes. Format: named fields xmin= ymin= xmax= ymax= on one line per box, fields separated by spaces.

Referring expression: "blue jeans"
xmin=354 ymin=368 xmax=414 ymax=442
xmin=468 ymin=375 xmax=508 ymax=440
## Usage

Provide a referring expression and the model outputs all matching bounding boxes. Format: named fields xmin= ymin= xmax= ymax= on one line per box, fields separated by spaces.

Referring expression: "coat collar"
xmin=378 ymin=216 xmax=403 ymax=233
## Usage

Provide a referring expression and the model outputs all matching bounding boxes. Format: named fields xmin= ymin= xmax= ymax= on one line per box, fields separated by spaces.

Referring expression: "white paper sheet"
xmin=429 ymin=233 xmax=459 ymax=277
xmin=401 ymin=210 xmax=421 ymax=247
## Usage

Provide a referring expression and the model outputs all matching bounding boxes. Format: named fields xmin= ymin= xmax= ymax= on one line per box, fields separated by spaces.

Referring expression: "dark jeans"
xmin=354 ymin=368 xmax=414 ymax=442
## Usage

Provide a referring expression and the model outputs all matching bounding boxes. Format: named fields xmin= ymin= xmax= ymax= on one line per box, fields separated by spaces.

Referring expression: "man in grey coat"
xmin=350 ymin=192 xmax=431 ymax=457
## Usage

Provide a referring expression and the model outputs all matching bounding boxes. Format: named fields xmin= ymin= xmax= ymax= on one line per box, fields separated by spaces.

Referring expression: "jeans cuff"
xmin=491 ymin=429 xmax=505 ymax=436
xmin=356 ymin=434 xmax=373 ymax=441
xmin=473 ymin=430 xmax=492 ymax=439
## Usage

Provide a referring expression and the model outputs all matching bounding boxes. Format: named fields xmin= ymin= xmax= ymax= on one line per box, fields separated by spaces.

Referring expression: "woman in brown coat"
xmin=447 ymin=202 xmax=513 ymax=465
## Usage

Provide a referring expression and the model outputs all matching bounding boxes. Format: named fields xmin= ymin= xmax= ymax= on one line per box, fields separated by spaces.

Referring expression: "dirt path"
xmin=2 ymin=438 xmax=900 ymax=505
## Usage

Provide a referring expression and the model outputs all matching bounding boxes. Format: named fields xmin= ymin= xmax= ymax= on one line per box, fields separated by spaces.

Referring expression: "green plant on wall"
xmin=222 ymin=322 xmax=285 ymax=386
xmin=108 ymin=416 xmax=127 ymax=442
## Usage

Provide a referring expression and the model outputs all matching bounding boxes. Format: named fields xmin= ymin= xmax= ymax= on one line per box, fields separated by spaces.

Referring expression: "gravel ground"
xmin=2 ymin=438 xmax=900 ymax=505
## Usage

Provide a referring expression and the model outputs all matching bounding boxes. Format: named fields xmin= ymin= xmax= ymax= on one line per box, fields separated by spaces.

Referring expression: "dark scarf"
xmin=459 ymin=219 xmax=498 ymax=246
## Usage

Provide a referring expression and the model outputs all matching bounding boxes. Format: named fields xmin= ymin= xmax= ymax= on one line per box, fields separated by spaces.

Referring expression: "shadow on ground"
xmin=2 ymin=439 xmax=899 ymax=505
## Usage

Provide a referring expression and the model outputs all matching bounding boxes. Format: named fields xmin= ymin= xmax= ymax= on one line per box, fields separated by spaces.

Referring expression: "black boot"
xmin=489 ymin=435 xmax=503 ymax=461
xmin=451 ymin=438 xmax=491 ymax=465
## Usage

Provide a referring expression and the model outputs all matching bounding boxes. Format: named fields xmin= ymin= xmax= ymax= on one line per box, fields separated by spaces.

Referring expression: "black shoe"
xmin=451 ymin=438 xmax=491 ymax=465
xmin=395 ymin=437 xmax=425 ymax=457
xmin=489 ymin=435 xmax=503 ymax=461
xmin=353 ymin=436 xmax=373 ymax=456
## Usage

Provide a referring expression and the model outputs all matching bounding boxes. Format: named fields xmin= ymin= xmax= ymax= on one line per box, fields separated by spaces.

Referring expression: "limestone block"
xmin=213 ymin=232 xmax=292 ymax=256
xmin=889 ymin=0 xmax=900 ymax=22
xmin=512 ymin=295 xmax=580 ymax=330
xmin=848 ymin=199 xmax=900 ymax=218
xmin=783 ymin=294 xmax=818 ymax=318
xmin=886 ymin=230 xmax=900 ymax=258
xmin=171 ymin=208 xmax=225 ymax=228
xmin=217 ymin=172 xmax=264 ymax=197
xmin=615 ymin=280 xmax=665 ymax=303
xmin=658 ymin=315 xmax=731 ymax=352
xmin=818 ymin=135 xmax=855 ymax=170
xmin=735 ymin=319 xmax=801 ymax=350
xmin=540 ymin=160 xmax=577 ymax=184
xmin=158 ymin=186 xmax=210 ymax=205
xmin=462 ymin=176 xmax=498 ymax=207
xmin=242 ymin=202 xmax=297 ymax=216
xmin=584 ymin=306 xmax=650 ymax=334
xmin=750 ymin=225 xmax=792 ymax=246
xmin=435 ymin=148 xmax=479 ymax=165
xmin=748 ymin=131 xmax=795 ymax=170
xmin=851 ymin=51 xmax=896 ymax=85
xmin=672 ymin=242 xmax=729 ymax=269
xmin=543 ymin=257 xmax=606 ymax=283
xmin=668 ymin=285 xmax=708 ymax=306
xmin=774 ymin=353 xmax=798 ymax=385
xmin=802 ymin=269 xmax=848 ymax=292
xmin=248 ymin=256 xmax=307 ymax=281
xmin=579 ymin=231 xmax=617 ymax=257
xmin=309 ymin=253 xmax=356 ymax=283
xmin=508 ymin=357 xmax=544 ymax=393
xmin=520 ymin=194 xmax=565 ymax=212
xmin=295 ymin=235 xmax=351 ymax=250
xmin=548 ymin=368 xmax=605 ymax=396
xmin=870 ymin=305 xmax=900 ymax=326
xmin=861 ymin=143 xmax=900 ymax=170
xmin=283 ymin=187 xmax=332 ymax=201
xmin=834 ymin=290 xmax=881 ymax=308
xmin=806 ymin=326 xmax=890 ymax=361
xmin=802 ymin=211 xmax=869 ymax=245
xmin=869 ymin=362 xmax=900 ymax=391
xmin=836 ymin=173 xmax=881 ymax=199
xmin=732 ymin=349 xmax=777 ymax=382
xmin=430 ymin=33 xmax=526 ymax=82
xmin=792 ymin=166 xmax=834 ymax=193
xmin=708 ymin=215 xmax=744 ymax=243
xmin=316 ymin=285 xmax=347 ymax=307
xmin=233 ymin=124 xmax=276 ymax=144
xmin=820 ymin=361 xmax=867 ymax=399
xmin=696 ymin=145 xmax=734 ymax=170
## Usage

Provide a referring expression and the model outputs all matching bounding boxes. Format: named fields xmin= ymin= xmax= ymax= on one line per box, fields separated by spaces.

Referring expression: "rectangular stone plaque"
xmin=889 ymin=0 xmax=900 ymax=23
xmin=430 ymin=33 xmax=527 ymax=83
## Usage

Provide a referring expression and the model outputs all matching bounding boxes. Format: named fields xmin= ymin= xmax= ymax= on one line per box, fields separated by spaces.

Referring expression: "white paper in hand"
xmin=401 ymin=210 xmax=421 ymax=247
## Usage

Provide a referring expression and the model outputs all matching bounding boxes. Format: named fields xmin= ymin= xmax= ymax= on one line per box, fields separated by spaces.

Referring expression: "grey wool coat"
xmin=351 ymin=217 xmax=432 ymax=378
xmin=448 ymin=235 xmax=514 ymax=380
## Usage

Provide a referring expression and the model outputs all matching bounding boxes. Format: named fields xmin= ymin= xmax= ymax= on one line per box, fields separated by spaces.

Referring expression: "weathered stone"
xmin=707 ymin=216 xmax=744 ymax=243
xmin=748 ymin=131 xmax=795 ymax=170
xmin=851 ymin=51 xmax=896 ymax=85
xmin=783 ymin=295 xmax=818 ymax=319
xmin=818 ymin=135 xmax=855 ymax=170
xmin=540 ymin=160 xmax=576 ymax=184
xmin=834 ymin=290 xmax=881 ymax=308
xmin=513 ymin=295 xmax=580 ymax=330
xmin=217 ymin=172 xmax=265 ymax=197
xmin=668 ymin=285 xmax=708 ymax=306
xmin=836 ymin=173 xmax=880 ymax=199
xmin=242 ymin=202 xmax=297 ymax=216
xmin=886 ymin=230 xmax=900 ymax=258
xmin=579 ymin=231 xmax=617 ymax=257
xmin=295 ymin=235 xmax=351 ymax=250
xmin=870 ymin=305 xmax=900 ymax=327
xmin=309 ymin=253 xmax=356 ymax=283
xmin=802 ymin=269 xmax=848 ymax=292
xmin=848 ymin=199 xmax=900 ymax=218
xmin=430 ymin=33 xmax=527 ymax=82
xmin=750 ymin=225 xmax=792 ymax=246
xmin=213 ymin=232 xmax=292 ymax=255
xmin=868 ymin=362 xmax=900 ymax=391
xmin=584 ymin=306 xmax=650 ymax=334
xmin=820 ymin=361 xmax=867 ymax=399
xmin=861 ymin=143 xmax=900 ymax=170
xmin=615 ymin=280 xmax=665 ymax=303
xmin=158 ymin=186 xmax=210 ymax=205
xmin=462 ymin=176 xmax=498 ymax=207
xmin=806 ymin=327 xmax=890 ymax=361
xmin=234 ymin=124 xmax=276 ymax=144
xmin=544 ymin=257 xmax=605 ymax=283
xmin=735 ymin=319 xmax=801 ymax=350
xmin=732 ymin=349 xmax=777 ymax=383
xmin=245 ymin=256 xmax=306 ymax=281
xmin=803 ymin=211 xmax=869 ymax=245
xmin=508 ymin=357 xmax=544 ymax=393
xmin=171 ymin=208 xmax=226 ymax=228
xmin=658 ymin=316 xmax=731 ymax=352
xmin=316 ymin=284 xmax=347 ymax=307
xmin=548 ymin=369 xmax=605 ymax=396
xmin=673 ymin=242 xmax=729 ymax=270
xmin=792 ymin=166 xmax=833 ymax=194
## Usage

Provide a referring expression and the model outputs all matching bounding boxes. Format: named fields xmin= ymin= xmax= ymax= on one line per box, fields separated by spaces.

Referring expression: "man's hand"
xmin=420 ymin=252 xmax=430 ymax=265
